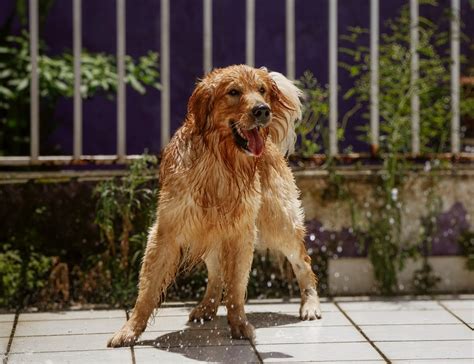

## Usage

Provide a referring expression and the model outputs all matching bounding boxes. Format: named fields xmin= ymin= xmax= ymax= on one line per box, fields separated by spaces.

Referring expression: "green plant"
xmin=412 ymin=184 xmax=442 ymax=293
xmin=458 ymin=231 xmax=474 ymax=271
xmin=0 ymin=32 xmax=160 ymax=156
xmin=0 ymin=244 xmax=52 ymax=308
xmin=296 ymin=72 xmax=329 ymax=157
xmin=339 ymin=1 xmax=474 ymax=294
xmin=296 ymin=72 xmax=359 ymax=157
xmin=340 ymin=0 xmax=474 ymax=153
xmin=83 ymin=154 xmax=158 ymax=305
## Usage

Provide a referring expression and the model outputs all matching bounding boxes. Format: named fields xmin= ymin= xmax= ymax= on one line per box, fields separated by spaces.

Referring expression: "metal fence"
xmin=0 ymin=0 xmax=466 ymax=166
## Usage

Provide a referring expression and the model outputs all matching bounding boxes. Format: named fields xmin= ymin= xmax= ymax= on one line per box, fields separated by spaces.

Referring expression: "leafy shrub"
xmin=0 ymin=244 xmax=52 ymax=308
xmin=0 ymin=32 xmax=160 ymax=156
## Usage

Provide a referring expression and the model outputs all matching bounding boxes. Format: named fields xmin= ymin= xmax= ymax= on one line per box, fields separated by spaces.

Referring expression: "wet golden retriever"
xmin=108 ymin=65 xmax=321 ymax=347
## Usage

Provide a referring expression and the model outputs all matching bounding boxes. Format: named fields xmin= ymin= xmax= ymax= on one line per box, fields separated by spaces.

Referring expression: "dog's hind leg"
xmin=189 ymin=248 xmax=223 ymax=322
xmin=257 ymin=148 xmax=322 ymax=320
xmin=107 ymin=221 xmax=181 ymax=347
xmin=278 ymin=229 xmax=322 ymax=320
xmin=260 ymin=220 xmax=322 ymax=320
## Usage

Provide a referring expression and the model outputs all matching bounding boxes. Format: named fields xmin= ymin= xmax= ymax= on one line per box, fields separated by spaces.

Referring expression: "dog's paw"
xmin=189 ymin=303 xmax=218 ymax=322
xmin=107 ymin=325 xmax=139 ymax=348
xmin=229 ymin=321 xmax=256 ymax=342
xmin=300 ymin=299 xmax=322 ymax=321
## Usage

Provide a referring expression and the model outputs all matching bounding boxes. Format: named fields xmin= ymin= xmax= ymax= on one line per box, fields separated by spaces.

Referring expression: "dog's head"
xmin=187 ymin=65 xmax=292 ymax=157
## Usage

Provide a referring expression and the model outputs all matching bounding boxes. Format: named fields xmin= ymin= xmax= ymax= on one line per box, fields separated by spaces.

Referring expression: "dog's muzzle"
xmin=252 ymin=104 xmax=271 ymax=126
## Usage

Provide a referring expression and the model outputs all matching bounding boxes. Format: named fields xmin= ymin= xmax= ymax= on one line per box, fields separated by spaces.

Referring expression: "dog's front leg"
xmin=107 ymin=222 xmax=181 ymax=347
xmin=223 ymin=232 xmax=256 ymax=342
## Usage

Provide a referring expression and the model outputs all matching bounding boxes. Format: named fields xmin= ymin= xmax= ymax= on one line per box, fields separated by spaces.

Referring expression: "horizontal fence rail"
xmin=0 ymin=0 xmax=469 ymax=168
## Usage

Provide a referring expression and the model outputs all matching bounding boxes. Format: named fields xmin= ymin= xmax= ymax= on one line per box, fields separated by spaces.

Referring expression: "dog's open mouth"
xmin=230 ymin=121 xmax=264 ymax=157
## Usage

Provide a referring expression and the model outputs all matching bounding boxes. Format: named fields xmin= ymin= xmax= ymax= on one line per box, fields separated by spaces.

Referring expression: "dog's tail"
xmin=269 ymin=71 xmax=303 ymax=157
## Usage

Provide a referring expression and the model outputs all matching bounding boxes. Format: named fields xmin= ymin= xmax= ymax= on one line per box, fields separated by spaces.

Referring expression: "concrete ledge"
xmin=328 ymin=256 xmax=474 ymax=295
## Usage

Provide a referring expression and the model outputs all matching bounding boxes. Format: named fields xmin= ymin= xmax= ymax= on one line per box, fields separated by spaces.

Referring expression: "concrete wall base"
xmin=328 ymin=256 xmax=474 ymax=295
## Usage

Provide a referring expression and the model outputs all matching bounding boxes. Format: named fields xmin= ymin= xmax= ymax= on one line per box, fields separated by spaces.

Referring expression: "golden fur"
xmin=108 ymin=65 xmax=321 ymax=347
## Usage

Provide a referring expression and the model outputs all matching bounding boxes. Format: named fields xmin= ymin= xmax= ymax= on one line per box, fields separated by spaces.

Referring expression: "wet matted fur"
xmin=108 ymin=65 xmax=321 ymax=347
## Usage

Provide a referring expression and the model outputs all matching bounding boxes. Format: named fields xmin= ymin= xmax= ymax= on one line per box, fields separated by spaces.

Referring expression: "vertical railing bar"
xmin=285 ymin=0 xmax=295 ymax=80
xmin=73 ymin=0 xmax=82 ymax=160
xmin=29 ymin=0 xmax=39 ymax=162
xmin=451 ymin=0 xmax=460 ymax=153
xmin=117 ymin=0 xmax=126 ymax=161
xmin=246 ymin=0 xmax=255 ymax=67
xmin=203 ymin=0 xmax=212 ymax=74
xmin=410 ymin=0 xmax=420 ymax=155
xmin=328 ymin=0 xmax=338 ymax=156
xmin=370 ymin=0 xmax=379 ymax=154
xmin=161 ymin=0 xmax=171 ymax=147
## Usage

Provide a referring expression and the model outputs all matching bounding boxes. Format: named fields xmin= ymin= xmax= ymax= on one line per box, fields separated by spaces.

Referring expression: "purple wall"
xmin=1 ymin=0 xmax=472 ymax=155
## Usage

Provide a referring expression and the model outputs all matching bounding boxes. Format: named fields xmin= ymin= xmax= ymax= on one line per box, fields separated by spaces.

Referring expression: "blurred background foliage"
xmin=0 ymin=0 xmax=160 ymax=156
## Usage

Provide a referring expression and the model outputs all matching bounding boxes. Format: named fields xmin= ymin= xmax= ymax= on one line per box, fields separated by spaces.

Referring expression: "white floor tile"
xmin=360 ymin=324 xmax=473 ymax=341
xmin=0 ymin=322 xmax=13 ymax=338
xmin=19 ymin=310 xmax=125 ymax=321
xmin=0 ymin=314 xmax=15 ymax=323
xmin=1 ymin=337 xmax=9 ymax=356
xmin=8 ymin=348 xmax=132 ymax=364
xmin=338 ymin=300 xmax=442 ymax=311
xmin=155 ymin=306 xmax=192 ymax=317
xmin=441 ymin=300 xmax=474 ymax=310
xmin=15 ymin=317 xmax=126 ymax=336
xmin=144 ymin=311 xmax=351 ymax=333
xmin=150 ymin=302 xmax=338 ymax=318
xmin=236 ymin=302 xmax=338 ymax=314
xmin=256 ymin=342 xmax=383 ymax=362
xmin=10 ymin=333 xmax=118 ymax=353
xmin=255 ymin=325 xmax=365 ymax=344
xmin=134 ymin=345 xmax=259 ymax=363
xmin=137 ymin=328 xmax=236 ymax=348
xmin=346 ymin=310 xmax=460 ymax=325
xmin=450 ymin=309 xmax=474 ymax=324
xmin=376 ymin=340 xmax=474 ymax=360
xmin=393 ymin=360 xmax=474 ymax=364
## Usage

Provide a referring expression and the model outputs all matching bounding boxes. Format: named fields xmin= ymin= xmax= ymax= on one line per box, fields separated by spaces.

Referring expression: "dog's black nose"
xmin=252 ymin=104 xmax=271 ymax=124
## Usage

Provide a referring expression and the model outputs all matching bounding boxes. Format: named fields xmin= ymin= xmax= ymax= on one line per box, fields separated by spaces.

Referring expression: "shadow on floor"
xmin=135 ymin=312 xmax=299 ymax=363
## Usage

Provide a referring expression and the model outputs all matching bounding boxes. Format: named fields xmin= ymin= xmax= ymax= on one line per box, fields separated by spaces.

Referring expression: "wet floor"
xmin=1 ymin=296 xmax=473 ymax=363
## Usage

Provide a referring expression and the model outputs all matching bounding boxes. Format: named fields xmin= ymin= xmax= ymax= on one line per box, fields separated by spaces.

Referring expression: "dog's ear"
xmin=188 ymin=80 xmax=213 ymax=130
xmin=270 ymin=78 xmax=292 ymax=111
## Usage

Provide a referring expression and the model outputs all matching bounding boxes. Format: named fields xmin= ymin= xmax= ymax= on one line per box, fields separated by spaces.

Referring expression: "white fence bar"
xmin=370 ymin=0 xmax=379 ymax=153
xmin=73 ymin=0 xmax=82 ymax=159
xmin=328 ymin=0 xmax=338 ymax=156
xmin=117 ymin=0 xmax=126 ymax=160
xmin=161 ymin=0 xmax=171 ymax=147
xmin=285 ymin=0 xmax=295 ymax=80
xmin=246 ymin=0 xmax=255 ymax=67
xmin=451 ymin=0 xmax=460 ymax=153
xmin=203 ymin=0 xmax=212 ymax=74
xmin=410 ymin=0 xmax=420 ymax=154
xmin=29 ymin=0 xmax=39 ymax=162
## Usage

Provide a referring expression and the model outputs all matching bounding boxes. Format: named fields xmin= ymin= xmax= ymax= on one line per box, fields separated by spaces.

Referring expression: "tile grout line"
xmin=3 ymin=309 xmax=20 ymax=364
xmin=436 ymin=301 xmax=473 ymax=331
xmin=333 ymin=301 xmax=391 ymax=364
xmin=125 ymin=309 xmax=136 ymax=364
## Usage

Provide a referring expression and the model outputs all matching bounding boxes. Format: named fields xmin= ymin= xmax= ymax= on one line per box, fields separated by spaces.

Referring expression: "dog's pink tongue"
xmin=242 ymin=128 xmax=264 ymax=157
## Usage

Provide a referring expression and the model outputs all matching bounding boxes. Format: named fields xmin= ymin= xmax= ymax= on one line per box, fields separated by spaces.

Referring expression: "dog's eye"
xmin=228 ymin=89 xmax=240 ymax=97
xmin=259 ymin=87 xmax=266 ymax=94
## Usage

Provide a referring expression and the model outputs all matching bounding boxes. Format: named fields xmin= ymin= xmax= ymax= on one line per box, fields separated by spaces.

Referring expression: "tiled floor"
xmin=1 ymin=297 xmax=473 ymax=363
